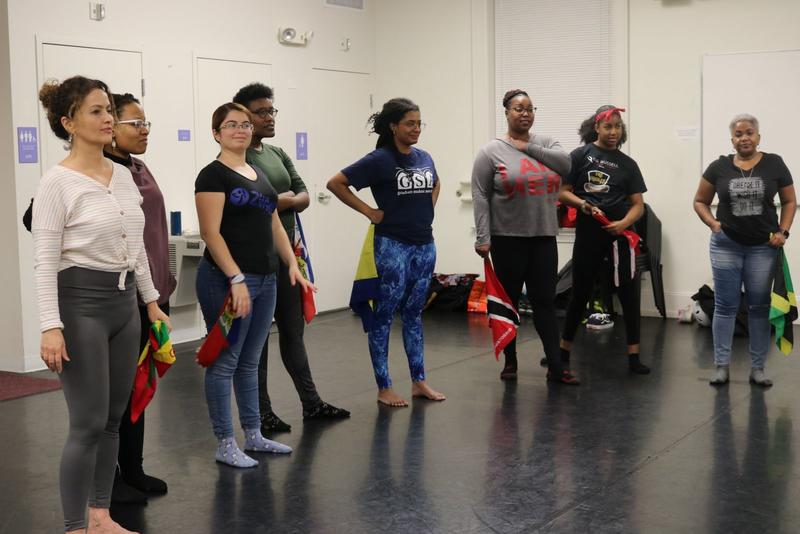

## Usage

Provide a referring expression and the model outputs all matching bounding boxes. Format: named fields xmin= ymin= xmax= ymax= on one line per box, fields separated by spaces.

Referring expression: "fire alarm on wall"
xmin=278 ymin=27 xmax=312 ymax=46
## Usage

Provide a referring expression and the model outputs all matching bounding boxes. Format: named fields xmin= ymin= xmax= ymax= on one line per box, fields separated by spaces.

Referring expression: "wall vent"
xmin=325 ymin=0 xmax=364 ymax=10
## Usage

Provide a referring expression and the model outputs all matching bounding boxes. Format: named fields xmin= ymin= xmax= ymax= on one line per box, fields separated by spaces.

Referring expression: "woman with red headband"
xmin=558 ymin=105 xmax=651 ymax=375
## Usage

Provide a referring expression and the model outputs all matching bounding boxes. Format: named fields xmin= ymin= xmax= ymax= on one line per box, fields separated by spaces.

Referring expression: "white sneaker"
xmin=586 ymin=312 xmax=614 ymax=330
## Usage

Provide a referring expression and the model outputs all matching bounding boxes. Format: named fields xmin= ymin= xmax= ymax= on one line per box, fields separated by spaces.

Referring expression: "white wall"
xmin=0 ymin=0 xmax=24 ymax=372
xmin=4 ymin=0 xmax=376 ymax=371
xmin=374 ymin=0 xmax=493 ymax=276
xmin=628 ymin=0 xmax=800 ymax=316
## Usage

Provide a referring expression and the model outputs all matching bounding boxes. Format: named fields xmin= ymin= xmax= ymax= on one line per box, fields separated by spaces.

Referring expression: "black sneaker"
xmin=125 ymin=471 xmax=167 ymax=494
xmin=303 ymin=401 xmax=351 ymax=420
xmin=261 ymin=412 xmax=291 ymax=433
xmin=112 ymin=473 xmax=148 ymax=505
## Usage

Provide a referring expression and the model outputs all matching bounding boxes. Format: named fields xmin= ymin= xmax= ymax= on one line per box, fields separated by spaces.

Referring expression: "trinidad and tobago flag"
xmin=484 ymin=258 xmax=520 ymax=360
xmin=294 ymin=214 xmax=317 ymax=323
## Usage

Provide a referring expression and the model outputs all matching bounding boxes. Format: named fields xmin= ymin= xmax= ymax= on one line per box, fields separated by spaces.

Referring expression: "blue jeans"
xmin=196 ymin=258 xmax=277 ymax=438
xmin=368 ymin=235 xmax=436 ymax=389
xmin=709 ymin=231 xmax=776 ymax=369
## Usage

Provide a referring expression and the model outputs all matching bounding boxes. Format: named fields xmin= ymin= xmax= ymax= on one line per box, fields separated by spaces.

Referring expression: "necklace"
xmin=734 ymin=157 xmax=756 ymax=180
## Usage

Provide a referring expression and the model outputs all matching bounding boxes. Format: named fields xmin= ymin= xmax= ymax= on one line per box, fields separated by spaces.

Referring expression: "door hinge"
xmin=141 ymin=78 xmax=145 ymax=97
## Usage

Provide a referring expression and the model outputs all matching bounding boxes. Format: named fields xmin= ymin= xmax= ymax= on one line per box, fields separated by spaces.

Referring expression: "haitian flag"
xmin=196 ymin=292 xmax=240 ymax=367
xmin=294 ymin=214 xmax=317 ymax=323
xmin=130 ymin=320 xmax=175 ymax=423
xmin=769 ymin=248 xmax=797 ymax=355
xmin=484 ymin=258 xmax=520 ymax=360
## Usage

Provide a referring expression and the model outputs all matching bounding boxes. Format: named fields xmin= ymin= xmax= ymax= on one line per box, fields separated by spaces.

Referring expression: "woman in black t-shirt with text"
xmin=195 ymin=102 xmax=314 ymax=467
xmin=694 ymin=113 xmax=796 ymax=387
xmin=558 ymin=106 xmax=651 ymax=375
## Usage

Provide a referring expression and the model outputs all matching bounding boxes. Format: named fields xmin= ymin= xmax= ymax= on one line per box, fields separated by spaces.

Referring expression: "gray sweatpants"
xmin=56 ymin=267 xmax=139 ymax=532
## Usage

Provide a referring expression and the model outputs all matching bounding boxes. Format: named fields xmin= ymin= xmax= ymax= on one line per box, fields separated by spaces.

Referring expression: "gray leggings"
xmin=57 ymin=268 xmax=139 ymax=531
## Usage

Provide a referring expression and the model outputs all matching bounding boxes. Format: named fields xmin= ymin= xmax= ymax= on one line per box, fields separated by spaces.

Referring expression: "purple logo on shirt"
xmin=230 ymin=187 xmax=250 ymax=206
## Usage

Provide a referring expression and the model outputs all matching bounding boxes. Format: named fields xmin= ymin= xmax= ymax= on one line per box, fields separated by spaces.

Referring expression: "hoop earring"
xmin=63 ymin=133 xmax=73 ymax=151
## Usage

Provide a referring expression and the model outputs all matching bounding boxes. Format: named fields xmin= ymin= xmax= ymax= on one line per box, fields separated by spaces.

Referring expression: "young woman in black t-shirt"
xmin=694 ymin=113 xmax=796 ymax=387
xmin=558 ymin=106 xmax=651 ymax=375
xmin=195 ymin=103 xmax=315 ymax=467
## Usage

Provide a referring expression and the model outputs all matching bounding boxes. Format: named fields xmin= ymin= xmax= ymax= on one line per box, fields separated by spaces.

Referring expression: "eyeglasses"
xmin=511 ymin=107 xmax=537 ymax=115
xmin=117 ymin=119 xmax=152 ymax=130
xmin=251 ymin=108 xmax=279 ymax=119
xmin=220 ymin=121 xmax=254 ymax=130
xmin=400 ymin=120 xmax=426 ymax=130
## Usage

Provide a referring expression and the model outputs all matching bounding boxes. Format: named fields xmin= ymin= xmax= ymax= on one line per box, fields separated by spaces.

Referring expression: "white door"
xmin=39 ymin=43 xmax=143 ymax=172
xmin=193 ymin=57 xmax=272 ymax=172
xmin=308 ymin=68 xmax=374 ymax=312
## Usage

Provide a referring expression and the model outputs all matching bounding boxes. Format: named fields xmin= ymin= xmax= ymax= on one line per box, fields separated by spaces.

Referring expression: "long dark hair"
xmin=578 ymin=105 xmax=628 ymax=146
xmin=368 ymin=97 xmax=419 ymax=149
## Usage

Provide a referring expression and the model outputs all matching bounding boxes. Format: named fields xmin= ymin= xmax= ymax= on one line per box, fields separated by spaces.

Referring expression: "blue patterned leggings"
xmin=368 ymin=235 xmax=436 ymax=389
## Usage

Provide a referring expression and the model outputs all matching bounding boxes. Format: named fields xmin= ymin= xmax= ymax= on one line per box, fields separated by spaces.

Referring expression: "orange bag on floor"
xmin=467 ymin=280 xmax=487 ymax=313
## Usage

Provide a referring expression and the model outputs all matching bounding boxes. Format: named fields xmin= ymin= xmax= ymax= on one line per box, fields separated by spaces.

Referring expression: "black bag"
xmin=22 ymin=198 xmax=33 ymax=232
xmin=691 ymin=284 xmax=749 ymax=337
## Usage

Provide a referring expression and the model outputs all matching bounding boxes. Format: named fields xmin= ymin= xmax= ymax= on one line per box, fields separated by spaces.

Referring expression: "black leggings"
xmin=490 ymin=235 xmax=561 ymax=369
xmin=57 ymin=268 xmax=139 ymax=531
xmin=562 ymin=213 xmax=640 ymax=346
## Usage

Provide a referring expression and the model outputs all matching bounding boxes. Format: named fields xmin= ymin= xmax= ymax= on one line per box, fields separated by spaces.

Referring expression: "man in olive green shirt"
xmin=234 ymin=83 xmax=350 ymax=433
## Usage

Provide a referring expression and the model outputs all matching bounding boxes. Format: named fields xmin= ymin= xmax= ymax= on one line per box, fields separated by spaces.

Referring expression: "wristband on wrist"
xmin=780 ymin=228 xmax=790 ymax=238
xmin=229 ymin=273 xmax=245 ymax=285
xmin=579 ymin=200 xmax=589 ymax=214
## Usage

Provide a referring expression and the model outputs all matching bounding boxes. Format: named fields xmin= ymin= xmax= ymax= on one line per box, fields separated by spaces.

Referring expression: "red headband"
xmin=595 ymin=107 xmax=625 ymax=124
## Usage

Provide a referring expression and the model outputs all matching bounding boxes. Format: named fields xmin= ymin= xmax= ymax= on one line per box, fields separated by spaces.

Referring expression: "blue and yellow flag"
xmin=349 ymin=225 xmax=380 ymax=332
xmin=769 ymin=248 xmax=797 ymax=355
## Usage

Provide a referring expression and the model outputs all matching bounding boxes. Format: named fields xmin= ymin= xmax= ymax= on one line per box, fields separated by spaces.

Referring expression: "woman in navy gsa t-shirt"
xmin=327 ymin=98 xmax=445 ymax=408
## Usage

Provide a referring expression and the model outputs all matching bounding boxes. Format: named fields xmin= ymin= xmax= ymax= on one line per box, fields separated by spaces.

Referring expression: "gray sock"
xmin=215 ymin=437 xmax=258 ymax=468
xmin=244 ymin=428 xmax=292 ymax=454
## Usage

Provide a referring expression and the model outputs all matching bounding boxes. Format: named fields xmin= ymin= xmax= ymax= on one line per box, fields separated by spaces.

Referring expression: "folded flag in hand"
xmin=770 ymin=248 xmax=797 ymax=355
xmin=131 ymin=320 xmax=175 ymax=423
xmin=196 ymin=292 xmax=240 ymax=367
xmin=294 ymin=214 xmax=317 ymax=323
xmin=484 ymin=258 xmax=520 ymax=360
xmin=350 ymin=224 xmax=380 ymax=332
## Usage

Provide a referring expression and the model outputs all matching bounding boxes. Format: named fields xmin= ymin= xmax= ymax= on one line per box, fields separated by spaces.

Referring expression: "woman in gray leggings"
xmin=33 ymin=76 xmax=169 ymax=533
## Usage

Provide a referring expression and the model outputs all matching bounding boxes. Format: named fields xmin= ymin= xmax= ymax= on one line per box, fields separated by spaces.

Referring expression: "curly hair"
xmin=578 ymin=105 xmax=628 ymax=147
xmin=368 ymin=97 xmax=420 ymax=150
xmin=232 ymin=83 xmax=274 ymax=108
xmin=38 ymin=76 xmax=112 ymax=140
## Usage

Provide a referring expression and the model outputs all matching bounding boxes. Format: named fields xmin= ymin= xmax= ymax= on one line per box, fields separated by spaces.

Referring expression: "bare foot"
xmin=411 ymin=381 xmax=446 ymax=401
xmin=377 ymin=388 xmax=408 ymax=407
xmin=87 ymin=508 xmax=139 ymax=534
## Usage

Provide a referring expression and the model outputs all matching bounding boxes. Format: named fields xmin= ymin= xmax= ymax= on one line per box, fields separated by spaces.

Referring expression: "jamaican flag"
xmin=769 ymin=248 xmax=797 ymax=355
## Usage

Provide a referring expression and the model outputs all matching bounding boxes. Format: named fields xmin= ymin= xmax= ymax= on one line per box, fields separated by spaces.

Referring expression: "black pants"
xmin=118 ymin=301 xmax=169 ymax=480
xmin=258 ymin=261 xmax=321 ymax=415
xmin=562 ymin=213 xmax=640 ymax=345
xmin=58 ymin=268 xmax=139 ymax=530
xmin=490 ymin=235 xmax=561 ymax=370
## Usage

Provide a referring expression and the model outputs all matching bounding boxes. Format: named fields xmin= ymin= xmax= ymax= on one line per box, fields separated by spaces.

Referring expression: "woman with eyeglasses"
xmin=34 ymin=76 xmax=169 ymax=534
xmin=327 ymin=97 xmax=445 ymax=408
xmin=232 ymin=83 xmax=349 ymax=433
xmin=472 ymin=89 xmax=577 ymax=384
xmin=694 ymin=114 xmax=795 ymax=387
xmin=94 ymin=93 xmax=175 ymax=504
xmin=558 ymin=105 xmax=650 ymax=376
xmin=195 ymin=102 xmax=314 ymax=467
